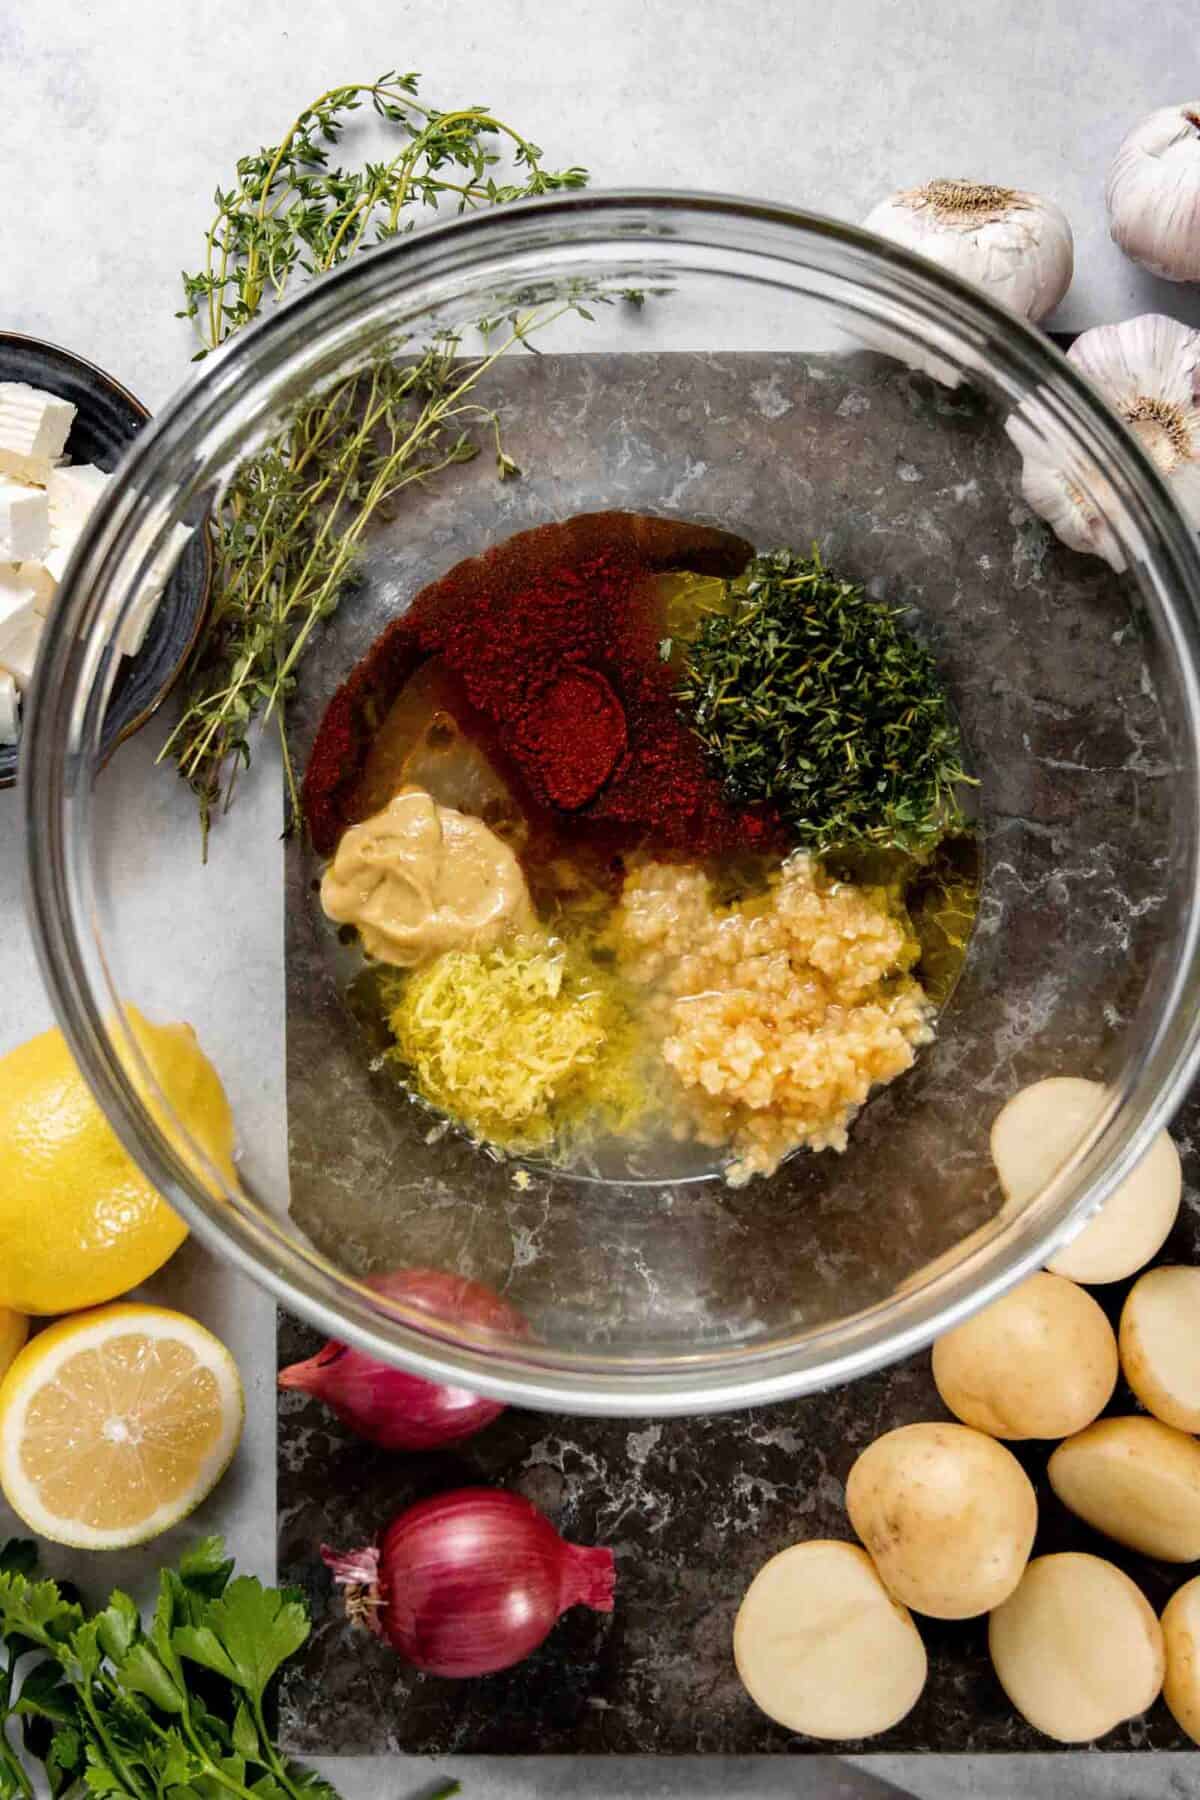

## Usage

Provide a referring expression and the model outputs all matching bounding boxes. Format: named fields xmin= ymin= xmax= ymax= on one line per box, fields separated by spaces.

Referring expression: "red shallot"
xmin=278 ymin=1268 xmax=526 ymax=1451
xmin=322 ymin=1487 xmax=616 ymax=1677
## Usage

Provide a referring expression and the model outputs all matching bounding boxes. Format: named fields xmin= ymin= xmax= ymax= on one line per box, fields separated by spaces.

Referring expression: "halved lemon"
xmin=0 ymin=1303 xmax=243 ymax=1549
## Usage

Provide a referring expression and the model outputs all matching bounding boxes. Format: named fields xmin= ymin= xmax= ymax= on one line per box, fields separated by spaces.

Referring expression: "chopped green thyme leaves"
xmin=676 ymin=548 xmax=972 ymax=853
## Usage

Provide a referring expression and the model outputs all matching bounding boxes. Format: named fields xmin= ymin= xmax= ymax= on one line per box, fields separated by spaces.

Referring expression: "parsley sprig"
xmin=0 ymin=1536 xmax=331 ymax=1800
xmin=165 ymin=73 xmax=589 ymax=848
xmin=677 ymin=548 xmax=972 ymax=853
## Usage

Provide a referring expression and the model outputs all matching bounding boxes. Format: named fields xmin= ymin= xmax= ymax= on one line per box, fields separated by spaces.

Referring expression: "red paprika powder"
xmin=303 ymin=511 xmax=784 ymax=859
xmin=513 ymin=667 xmax=626 ymax=811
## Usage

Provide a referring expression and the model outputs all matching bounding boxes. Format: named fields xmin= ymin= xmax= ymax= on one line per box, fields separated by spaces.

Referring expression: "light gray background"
xmin=2 ymin=2 xmax=1199 ymax=1795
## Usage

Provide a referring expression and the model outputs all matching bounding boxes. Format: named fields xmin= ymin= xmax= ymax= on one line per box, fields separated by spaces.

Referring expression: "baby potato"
xmin=990 ymin=1076 xmax=1180 ymax=1284
xmin=989 ymin=1553 xmax=1163 ymax=1743
xmin=1048 ymin=1416 xmax=1200 ymax=1562
xmin=845 ymin=1421 xmax=1036 ymax=1619
xmin=932 ymin=1270 xmax=1117 ymax=1439
xmin=0 ymin=1309 xmax=26 ymax=1382
xmin=1120 ymin=1266 xmax=1200 ymax=1432
xmin=733 ymin=1540 xmax=927 ymax=1740
xmin=1162 ymin=1575 xmax=1200 ymax=1746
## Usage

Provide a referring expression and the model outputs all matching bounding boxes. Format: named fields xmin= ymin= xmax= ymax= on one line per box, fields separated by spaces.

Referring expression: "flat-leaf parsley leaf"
xmin=0 ymin=1538 xmax=336 ymax=1800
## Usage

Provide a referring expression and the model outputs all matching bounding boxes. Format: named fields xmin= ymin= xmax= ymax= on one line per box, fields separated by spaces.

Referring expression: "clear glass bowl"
xmin=23 ymin=193 xmax=1200 ymax=1415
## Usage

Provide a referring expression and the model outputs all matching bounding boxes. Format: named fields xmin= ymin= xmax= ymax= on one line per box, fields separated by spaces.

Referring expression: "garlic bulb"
xmin=1006 ymin=403 xmax=1128 ymax=572
xmin=1008 ymin=313 xmax=1200 ymax=572
xmin=863 ymin=179 xmax=1073 ymax=321
xmin=1107 ymin=104 xmax=1200 ymax=282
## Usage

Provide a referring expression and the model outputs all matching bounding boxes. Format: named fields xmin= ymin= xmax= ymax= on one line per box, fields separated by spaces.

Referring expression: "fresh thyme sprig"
xmin=677 ymin=548 xmax=972 ymax=854
xmin=164 ymin=73 xmax=588 ymax=848
xmin=163 ymin=309 xmax=572 ymax=839
xmin=178 ymin=72 xmax=587 ymax=355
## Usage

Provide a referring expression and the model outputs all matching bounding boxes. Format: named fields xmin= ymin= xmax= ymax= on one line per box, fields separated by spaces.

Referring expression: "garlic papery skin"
xmin=1008 ymin=314 xmax=1200 ymax=572
xmin=1071 ymin=316 xmax=1200 ymax=520
xmin=863 ymin=179 xmax=1074 ymax=322
xmin=1006 ymin=402 xmax=1128 ymax=572
xmin=1106 ymin=104 xmax=1200 ymax=282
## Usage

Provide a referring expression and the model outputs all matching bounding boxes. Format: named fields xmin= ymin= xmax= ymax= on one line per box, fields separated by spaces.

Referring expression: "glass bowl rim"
xmin=21 ymin=187 xmax=1200 ymax=1415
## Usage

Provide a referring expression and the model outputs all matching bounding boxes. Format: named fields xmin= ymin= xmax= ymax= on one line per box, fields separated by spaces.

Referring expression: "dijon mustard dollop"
xmin=320 ymin=786 xmax=535 ymax=968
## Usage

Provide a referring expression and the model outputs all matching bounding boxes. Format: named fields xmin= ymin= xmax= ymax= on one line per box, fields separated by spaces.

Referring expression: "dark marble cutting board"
xmin=279 ymin=348 xmax=1198 ymax=1754
xmin=277 ymin=1173 xmax=1200 ymax=1756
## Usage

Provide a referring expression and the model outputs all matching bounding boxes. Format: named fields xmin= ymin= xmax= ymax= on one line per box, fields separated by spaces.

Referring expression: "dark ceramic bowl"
xmin=0 ymin=331 xmax=210 ymax=790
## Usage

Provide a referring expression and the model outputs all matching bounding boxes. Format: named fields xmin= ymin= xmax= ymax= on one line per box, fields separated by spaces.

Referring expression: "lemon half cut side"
xmin=0 ymin=1304 xmax=244 ymax=1550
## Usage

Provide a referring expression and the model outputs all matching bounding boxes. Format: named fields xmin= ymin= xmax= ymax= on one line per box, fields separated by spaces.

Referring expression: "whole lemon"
xmin=0 ymin=1010 xmax=236 ymax=1314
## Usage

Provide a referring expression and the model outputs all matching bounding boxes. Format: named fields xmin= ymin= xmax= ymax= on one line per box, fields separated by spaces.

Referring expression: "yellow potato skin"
xmin=1163 ymin=1577 xmax=1200 ymax=1747
xmin=846 ymin=1421 xmax=1037 ymax=1619
xmin=932 ymin=1272 xmax=1117 ymax=1440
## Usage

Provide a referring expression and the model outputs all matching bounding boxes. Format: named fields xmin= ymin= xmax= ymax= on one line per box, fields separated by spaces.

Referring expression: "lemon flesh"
xmin=0 ymin=1009 xmax=236 ymax=1314
xmin=0 ymin=1303 xmax=244 ymax=1549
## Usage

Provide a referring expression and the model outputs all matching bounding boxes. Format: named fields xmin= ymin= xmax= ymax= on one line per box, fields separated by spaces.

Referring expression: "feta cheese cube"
xmin=17 ymin=559 xmax=58 ymax=614
xmin=43 ymin=543 xmax=71 ymax=583
xmin=0 ymin=567 xmax=42 ymax=688
xmin=150 ymin=520 xmax=193 ymax=579
xmin=0 ymin=478 xmax=49 ymax=561
xmin=116 ymin=521 xmax=193 ymax=658
xmin=0 ymin=669 xmax=18 ymax=744
xmin=21 ymin=539 xmax=88 ymax=618
xmin=117 ymin=591 xmax=159 ymax=658
xmin=0 ymin=564 xmax=39 ymax=642
xmin=0 ymin=383 xmax=76 ymax=485
xmin=0 ymin=612 xmax=43 ymax=689
xmin=47 ymin=462 xmax=108 ymax=545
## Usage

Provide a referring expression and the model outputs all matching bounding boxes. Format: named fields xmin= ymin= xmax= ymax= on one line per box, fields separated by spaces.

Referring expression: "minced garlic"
xmin=609 ymin=854 xmax=933 ymax=1185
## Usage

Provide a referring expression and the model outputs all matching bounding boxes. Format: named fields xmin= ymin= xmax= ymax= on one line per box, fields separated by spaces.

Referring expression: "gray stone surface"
xmin=4 ymin=2 xmax=1200 ymax=1794
xmin=296 ymin=1757 xmax=1200 ymax=1800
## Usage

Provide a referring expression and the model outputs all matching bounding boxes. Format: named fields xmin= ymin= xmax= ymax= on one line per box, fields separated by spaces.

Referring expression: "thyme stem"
xmin=167 ymin=72 xmax=588 ymax=846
